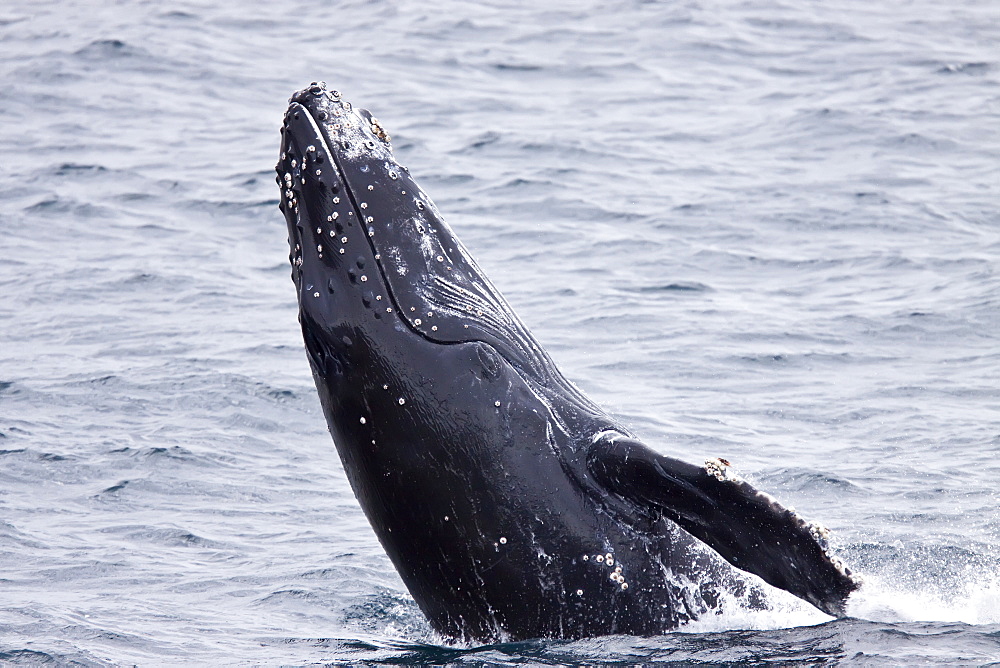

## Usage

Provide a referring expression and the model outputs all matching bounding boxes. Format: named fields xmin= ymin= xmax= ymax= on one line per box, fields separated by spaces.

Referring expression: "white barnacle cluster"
xmin=315 ymin=92 xmax=394 ymax=162
xmin=369 ymin=115 xmax=391 ymax=143
xmin=296 ymin=149 xmax=312 ymax=187
xmin=805 ymin=521 xmax=854 ymax=579
xmin=585 ymin=552 xmax=629 ymax=591
xmin=704 ymin=457 xmax=742 ymax=483
xmin=281 ymin=171 xmax=300 ymax=220
xmin=828 ymin=553 xmax=853 ymax=579
xmin=405 ymin=307 xmax=442 ymax=334
xmin=808 ymin=521 xmax=831 ymax=550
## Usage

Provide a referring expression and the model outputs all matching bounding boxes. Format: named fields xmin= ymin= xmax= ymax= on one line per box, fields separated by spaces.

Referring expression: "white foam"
xmin=678 ymin=581 xmax=832 ymax=633
xmin=679 ymin=562 xmax=1000 ymax=633
xmin=846 ymin=570 xmax=1000 ymax=625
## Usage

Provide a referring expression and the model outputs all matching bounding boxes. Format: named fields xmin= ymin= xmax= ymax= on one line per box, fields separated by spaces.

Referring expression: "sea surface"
xmin=1 ymin=0 xmax=999 ymax=664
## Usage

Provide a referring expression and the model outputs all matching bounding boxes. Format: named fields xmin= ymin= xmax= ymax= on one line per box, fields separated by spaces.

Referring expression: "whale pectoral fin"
xmin=587 ymin=434 xmax=859 ymax=616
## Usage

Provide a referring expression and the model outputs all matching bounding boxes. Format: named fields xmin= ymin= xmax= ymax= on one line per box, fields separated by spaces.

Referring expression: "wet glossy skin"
xmin=275 ymin=83 xmax=857 ymax=642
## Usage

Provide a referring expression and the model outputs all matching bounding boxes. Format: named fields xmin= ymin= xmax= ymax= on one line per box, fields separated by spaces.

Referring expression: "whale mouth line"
xmin=289 ymin=102 xmax=365 ymax=248
xmin=283 ymin=100 xmax=425 ymax=338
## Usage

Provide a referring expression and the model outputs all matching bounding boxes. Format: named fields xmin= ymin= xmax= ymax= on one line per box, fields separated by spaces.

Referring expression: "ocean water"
xmin=1 ymin=0 xmax=999 ymax=664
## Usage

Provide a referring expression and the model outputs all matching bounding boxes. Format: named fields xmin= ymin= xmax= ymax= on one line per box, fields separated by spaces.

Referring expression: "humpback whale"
xmin=275 ymin=82 xmax=858 ymax=642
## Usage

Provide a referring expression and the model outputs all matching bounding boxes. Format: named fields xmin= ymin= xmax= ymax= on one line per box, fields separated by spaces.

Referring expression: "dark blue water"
xmin=1 ymin=0 xmax=999 ymax=664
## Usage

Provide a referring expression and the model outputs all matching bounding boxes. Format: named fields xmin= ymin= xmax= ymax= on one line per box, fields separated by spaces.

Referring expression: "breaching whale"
xmin=275 ymin=82 xmax=859 ymax=642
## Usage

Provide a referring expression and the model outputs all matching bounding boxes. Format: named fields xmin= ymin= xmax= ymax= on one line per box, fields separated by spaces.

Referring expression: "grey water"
xmin=1 ymin=0 xmax=998 ymax=664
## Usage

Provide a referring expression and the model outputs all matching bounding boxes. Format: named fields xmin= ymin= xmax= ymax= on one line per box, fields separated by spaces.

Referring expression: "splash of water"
xmin=846 ymin=571 xmax=1000 ymax=625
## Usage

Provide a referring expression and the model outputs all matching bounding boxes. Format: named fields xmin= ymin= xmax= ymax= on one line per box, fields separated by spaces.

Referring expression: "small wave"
xmin=493 ymin=62 xmax=543 ymax=72
xmin=342 ymin=589 xmax=432 ymax=639
xmin=99 ymin=479 xmax=131 ymax=494
xmin=755 ymin=467 xmax=864 ymax=494
xmin=937 ymin=62 xmax=991 ymax=75
xmin=258 ymin=588 xmax=320 ymax=603
xmin=73 ymin=39 xmax=150 ymax=60
xmin=24 ymin=195 xmax=117 ymax=220
xmin=0 ymin=447 xmax=73 ymax=462
xmin=97 ymin=524 xmax=227 ymax=549
xmin=463 ymin=131 xmax=502 ymax=150
xmin=0 ymin=649 xmax=91 ymax=665
xmin=636 ymin=281 xmax=712 ymax=293
xmin=55 ymin=163 xmax=108 ymax=176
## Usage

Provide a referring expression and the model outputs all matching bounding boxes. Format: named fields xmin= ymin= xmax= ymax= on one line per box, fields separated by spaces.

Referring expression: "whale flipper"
xmin=587 ymin=434 xmax=858 ymax=617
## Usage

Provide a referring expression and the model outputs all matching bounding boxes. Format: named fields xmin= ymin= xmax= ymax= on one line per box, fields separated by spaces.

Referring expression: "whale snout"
xmin=275 ymin=85 xmax=392 ymax=333
xmin=276 ymin=85 xmax=552 ymax=379
xmin=285 ymin=81 xmax=392 ymax=163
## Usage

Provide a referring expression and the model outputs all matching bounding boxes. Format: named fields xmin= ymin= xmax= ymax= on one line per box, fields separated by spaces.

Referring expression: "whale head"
xmin=276 ymin=82 xmax=561 ymax=387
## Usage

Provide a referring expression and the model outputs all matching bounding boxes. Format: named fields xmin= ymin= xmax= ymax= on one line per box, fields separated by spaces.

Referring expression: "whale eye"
xmin=476 ymin=344 xmax=502 ymax=380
